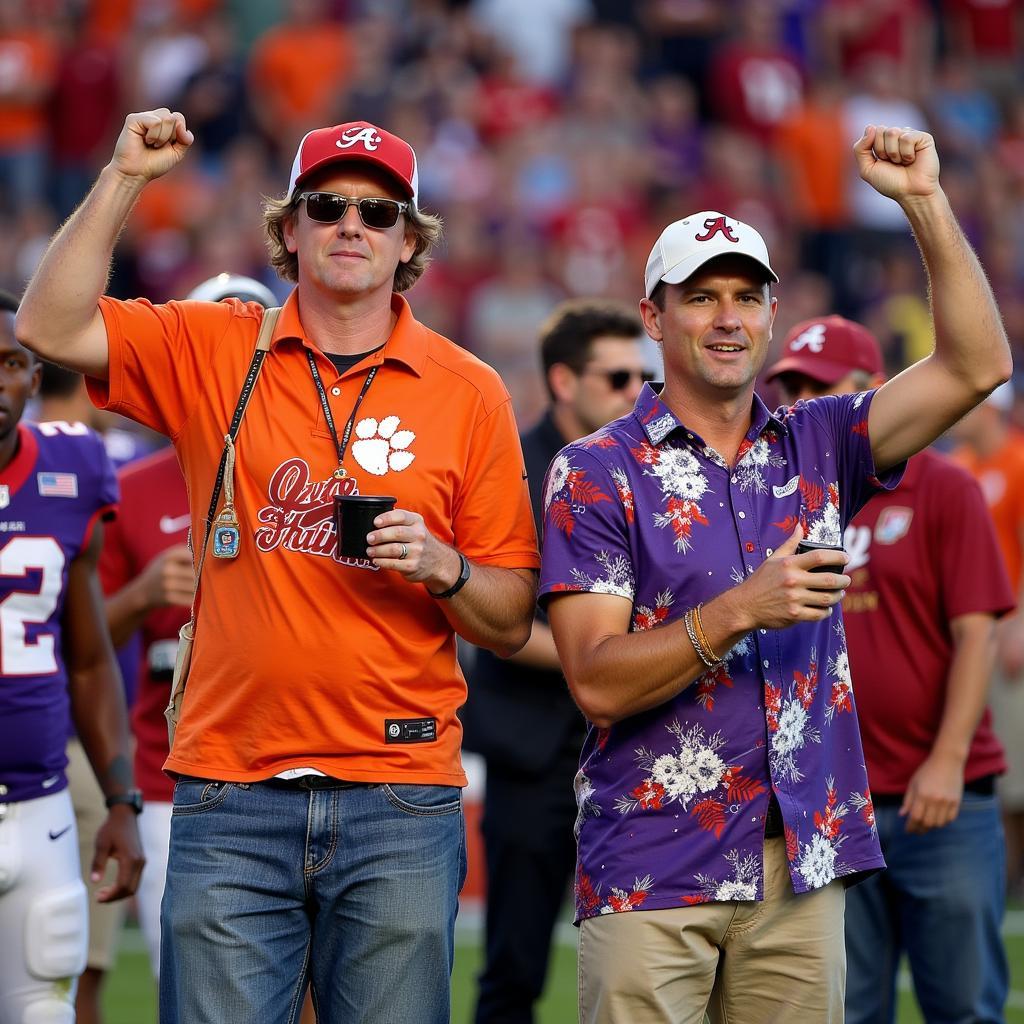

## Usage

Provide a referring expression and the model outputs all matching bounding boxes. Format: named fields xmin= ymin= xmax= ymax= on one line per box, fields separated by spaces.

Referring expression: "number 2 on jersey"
xmin=0 ymin=537 xmax=66 ymax=675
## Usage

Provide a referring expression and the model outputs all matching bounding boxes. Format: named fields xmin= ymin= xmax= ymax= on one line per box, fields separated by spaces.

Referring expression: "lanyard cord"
xmin=306 ymin=350 xmax=379 ymax=478
xmin=203 ymin=347 xmax=269 ymax=536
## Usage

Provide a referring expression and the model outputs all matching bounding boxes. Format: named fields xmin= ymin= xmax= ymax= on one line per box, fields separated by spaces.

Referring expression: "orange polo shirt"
xmin=89 ymin=291 xmax=539 ymax=786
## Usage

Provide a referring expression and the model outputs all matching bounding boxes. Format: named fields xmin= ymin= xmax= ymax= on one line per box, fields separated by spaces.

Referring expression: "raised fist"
xmin=853 ymin=125 xmax=940 ymax=204
xmin=110 ymin=109 xmax=194 ymax=183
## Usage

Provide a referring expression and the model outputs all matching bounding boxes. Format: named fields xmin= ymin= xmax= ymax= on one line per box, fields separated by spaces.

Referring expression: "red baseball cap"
xmin=287 ymin=122 xmax=419 ymax=204
xmin=764 ymin=315 xmax=883 ymax=386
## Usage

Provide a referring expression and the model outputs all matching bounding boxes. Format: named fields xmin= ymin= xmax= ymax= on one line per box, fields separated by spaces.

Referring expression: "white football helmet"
xmin=186 ymin=273 xmax=277 ymax=308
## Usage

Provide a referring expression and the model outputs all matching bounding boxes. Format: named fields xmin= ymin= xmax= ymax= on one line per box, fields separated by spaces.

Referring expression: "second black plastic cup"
xmin=334 ymin=494 xmax=397 ymax=560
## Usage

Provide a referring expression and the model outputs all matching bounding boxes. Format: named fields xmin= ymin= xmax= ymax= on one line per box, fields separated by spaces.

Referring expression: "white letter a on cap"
xmin=790 ymin=324 xmax=826 ymax=353
xmin=337 ymin=127 xmax=382 ymax=151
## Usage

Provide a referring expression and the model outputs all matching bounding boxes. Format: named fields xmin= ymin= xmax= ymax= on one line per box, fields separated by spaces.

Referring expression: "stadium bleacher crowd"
xmin=3 ymin=3 xmax=1024 ymax=1021
xmin=1 ymin=0 xmax=1022 ymax=428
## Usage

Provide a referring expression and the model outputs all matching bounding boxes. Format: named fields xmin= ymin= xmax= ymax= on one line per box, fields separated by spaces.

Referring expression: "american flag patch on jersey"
xmin=37 ymin=472 xmax=79 ymax=498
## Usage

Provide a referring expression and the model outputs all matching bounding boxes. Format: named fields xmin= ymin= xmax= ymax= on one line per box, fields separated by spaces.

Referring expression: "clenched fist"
xmin=109 ymin=108 xmax=194 ymax=184
xmin=854 ymin=124 xmax=940 ymax=204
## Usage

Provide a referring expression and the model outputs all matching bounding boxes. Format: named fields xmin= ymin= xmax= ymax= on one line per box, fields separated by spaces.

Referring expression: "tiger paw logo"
xmin=352 ymin=416 xmax=416 ymax=476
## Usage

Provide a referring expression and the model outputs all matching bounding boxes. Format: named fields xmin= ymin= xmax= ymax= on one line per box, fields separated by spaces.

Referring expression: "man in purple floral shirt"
xmin=540 ymin=126 xmax=1013 ymax=1023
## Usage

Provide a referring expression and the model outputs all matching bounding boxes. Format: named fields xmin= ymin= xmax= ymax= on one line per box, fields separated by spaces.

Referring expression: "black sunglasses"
xmin=583 ymin=368 xmax=657 ymax=391
xmin=296 ymin=192 xmax=410 ymax=230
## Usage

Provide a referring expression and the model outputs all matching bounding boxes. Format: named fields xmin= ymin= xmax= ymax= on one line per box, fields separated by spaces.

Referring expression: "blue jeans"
xmin=159 ymin=778 xmax=466 ymax=1024
xmin=845 ymin=791 xmax=1008 ymax=1024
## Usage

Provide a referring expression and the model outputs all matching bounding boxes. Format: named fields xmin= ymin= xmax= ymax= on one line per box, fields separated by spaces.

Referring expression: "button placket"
xmin=728 ymin=472 xmax=760 ymax=578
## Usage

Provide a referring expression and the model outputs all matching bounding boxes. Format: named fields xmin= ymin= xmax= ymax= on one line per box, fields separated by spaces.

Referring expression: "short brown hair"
xmin=262 ymin=195 xmax=443 ymax=293
xmin=539 ymin=299 xmax=644 ymax=399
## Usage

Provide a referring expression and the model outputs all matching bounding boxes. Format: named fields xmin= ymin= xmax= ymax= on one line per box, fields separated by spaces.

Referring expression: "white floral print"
xmin=690 ymin=849 xmax=761 ymax=904
xmin=734 ymin=435 xmax=785 ymax=494
xmin=569 ymin=550 xmax=635 ymax=598
xmin=615 ymin=721 xmax=727 ymax=813
xmin=798 ymin=831 xmax=838 ymax=887
xmin=544 ymin=453 xmax=571 ymax=511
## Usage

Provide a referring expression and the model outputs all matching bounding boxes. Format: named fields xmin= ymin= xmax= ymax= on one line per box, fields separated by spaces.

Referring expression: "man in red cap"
xmin=763 ymin=315 xmax=884 ymax=396
xmin=766 ymin=318 xmax=1012 ymax=1024
xmin=15 ymin=109 xmax=540 ymax=1023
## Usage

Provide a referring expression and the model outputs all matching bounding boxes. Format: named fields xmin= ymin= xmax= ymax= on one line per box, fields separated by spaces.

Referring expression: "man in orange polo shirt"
xmin=17 ymin=108 xmax=539 ymax=1024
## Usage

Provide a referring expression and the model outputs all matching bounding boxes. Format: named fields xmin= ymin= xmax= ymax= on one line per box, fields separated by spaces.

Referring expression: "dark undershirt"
xmin=325 ymin=345 xmax=385 ymax=375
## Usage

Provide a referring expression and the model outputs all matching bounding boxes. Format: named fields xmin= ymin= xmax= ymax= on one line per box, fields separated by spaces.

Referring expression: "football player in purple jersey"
xmin=0 ymin=290 xmax=144 ymax=1024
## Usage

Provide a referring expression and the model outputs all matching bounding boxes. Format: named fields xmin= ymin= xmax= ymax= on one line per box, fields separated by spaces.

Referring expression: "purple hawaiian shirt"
xmin=539 ymin=383 xmax=903 ymax=923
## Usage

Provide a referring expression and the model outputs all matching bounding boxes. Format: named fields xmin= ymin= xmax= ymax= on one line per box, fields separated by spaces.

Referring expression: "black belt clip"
xmin=764 ymin=794 xmax=784 ymax=838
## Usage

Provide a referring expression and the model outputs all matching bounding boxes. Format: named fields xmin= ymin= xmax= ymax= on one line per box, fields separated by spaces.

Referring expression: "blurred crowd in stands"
xmin=1 ymin=0 xmax=1022 ymax=426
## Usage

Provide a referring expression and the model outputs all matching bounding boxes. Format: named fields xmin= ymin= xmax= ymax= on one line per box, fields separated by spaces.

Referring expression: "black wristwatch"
xmin=105 ymin=789 xmax=144 ymax=815
xmin=428 ymin=551 xmax=471 ymax=599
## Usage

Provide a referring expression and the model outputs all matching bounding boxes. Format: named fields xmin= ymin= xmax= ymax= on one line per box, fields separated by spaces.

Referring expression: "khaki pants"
xmin=578 ymin=837 xmax=846 ymax=1024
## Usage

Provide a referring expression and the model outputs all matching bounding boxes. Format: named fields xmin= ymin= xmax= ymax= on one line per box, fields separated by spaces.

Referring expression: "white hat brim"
xmin=658 ymin=248 xmax=779 ymax=290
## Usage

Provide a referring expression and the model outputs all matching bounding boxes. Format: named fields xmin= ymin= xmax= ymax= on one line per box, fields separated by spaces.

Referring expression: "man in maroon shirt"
xmin=767 ymin=316 xmax=1012 ymax=1024
xmin=98 ymin=443 xmax=190 ymax=977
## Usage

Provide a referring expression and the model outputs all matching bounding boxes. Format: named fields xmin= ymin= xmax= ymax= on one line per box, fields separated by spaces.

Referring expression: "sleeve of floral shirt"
xmin=797 ymin=388 xmax=906 ymax=524
xmin=538 ymin=444 xmax=635 ymax=605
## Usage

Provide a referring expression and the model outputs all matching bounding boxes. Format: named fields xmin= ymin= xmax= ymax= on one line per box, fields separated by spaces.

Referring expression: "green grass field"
xmin=103 ymin=908 xmax=1024 ymax=1023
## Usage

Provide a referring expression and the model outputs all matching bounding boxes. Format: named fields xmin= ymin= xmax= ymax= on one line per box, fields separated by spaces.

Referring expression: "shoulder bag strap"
xmin=187 ymin=305 xmax=281 ymax=623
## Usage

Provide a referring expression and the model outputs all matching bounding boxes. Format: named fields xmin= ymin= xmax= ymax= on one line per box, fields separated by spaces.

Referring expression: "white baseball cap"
xmin=644 ymin=211 xmax=778 ymax=298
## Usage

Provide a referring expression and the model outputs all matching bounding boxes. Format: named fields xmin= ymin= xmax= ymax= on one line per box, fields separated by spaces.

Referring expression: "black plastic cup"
xmin=334 ymin=494 xmax=397 ymax=560
xmin=796 ymin=539 xmax=847 ymax=573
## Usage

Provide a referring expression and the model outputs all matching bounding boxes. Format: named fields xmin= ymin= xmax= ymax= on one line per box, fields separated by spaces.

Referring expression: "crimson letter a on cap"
xmin=695 ymin=217 xmax=739 ymax=243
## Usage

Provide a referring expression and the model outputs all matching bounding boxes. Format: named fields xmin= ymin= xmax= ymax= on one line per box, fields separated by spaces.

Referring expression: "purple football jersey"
xmin=0 ymin=421 xmax=118 ymax=802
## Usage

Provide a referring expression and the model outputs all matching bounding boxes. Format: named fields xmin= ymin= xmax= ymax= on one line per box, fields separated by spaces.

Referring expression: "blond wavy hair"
xmin=263 ymin=193 xmax=443 ymax=293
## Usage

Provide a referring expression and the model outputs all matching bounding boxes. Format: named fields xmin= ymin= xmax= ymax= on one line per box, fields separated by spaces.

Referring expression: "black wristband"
xmin=105 ymin=789 xmax=144 ymax=814
xmin=429 ymin=551 xmax=471 ymax=599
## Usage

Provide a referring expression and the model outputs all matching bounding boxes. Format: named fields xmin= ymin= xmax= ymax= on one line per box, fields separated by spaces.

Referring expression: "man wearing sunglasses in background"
xmin=462 ymin=299 xmax=652 ymax=1024
xmin=16 ymin=108 xmax=540 ymax=1024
